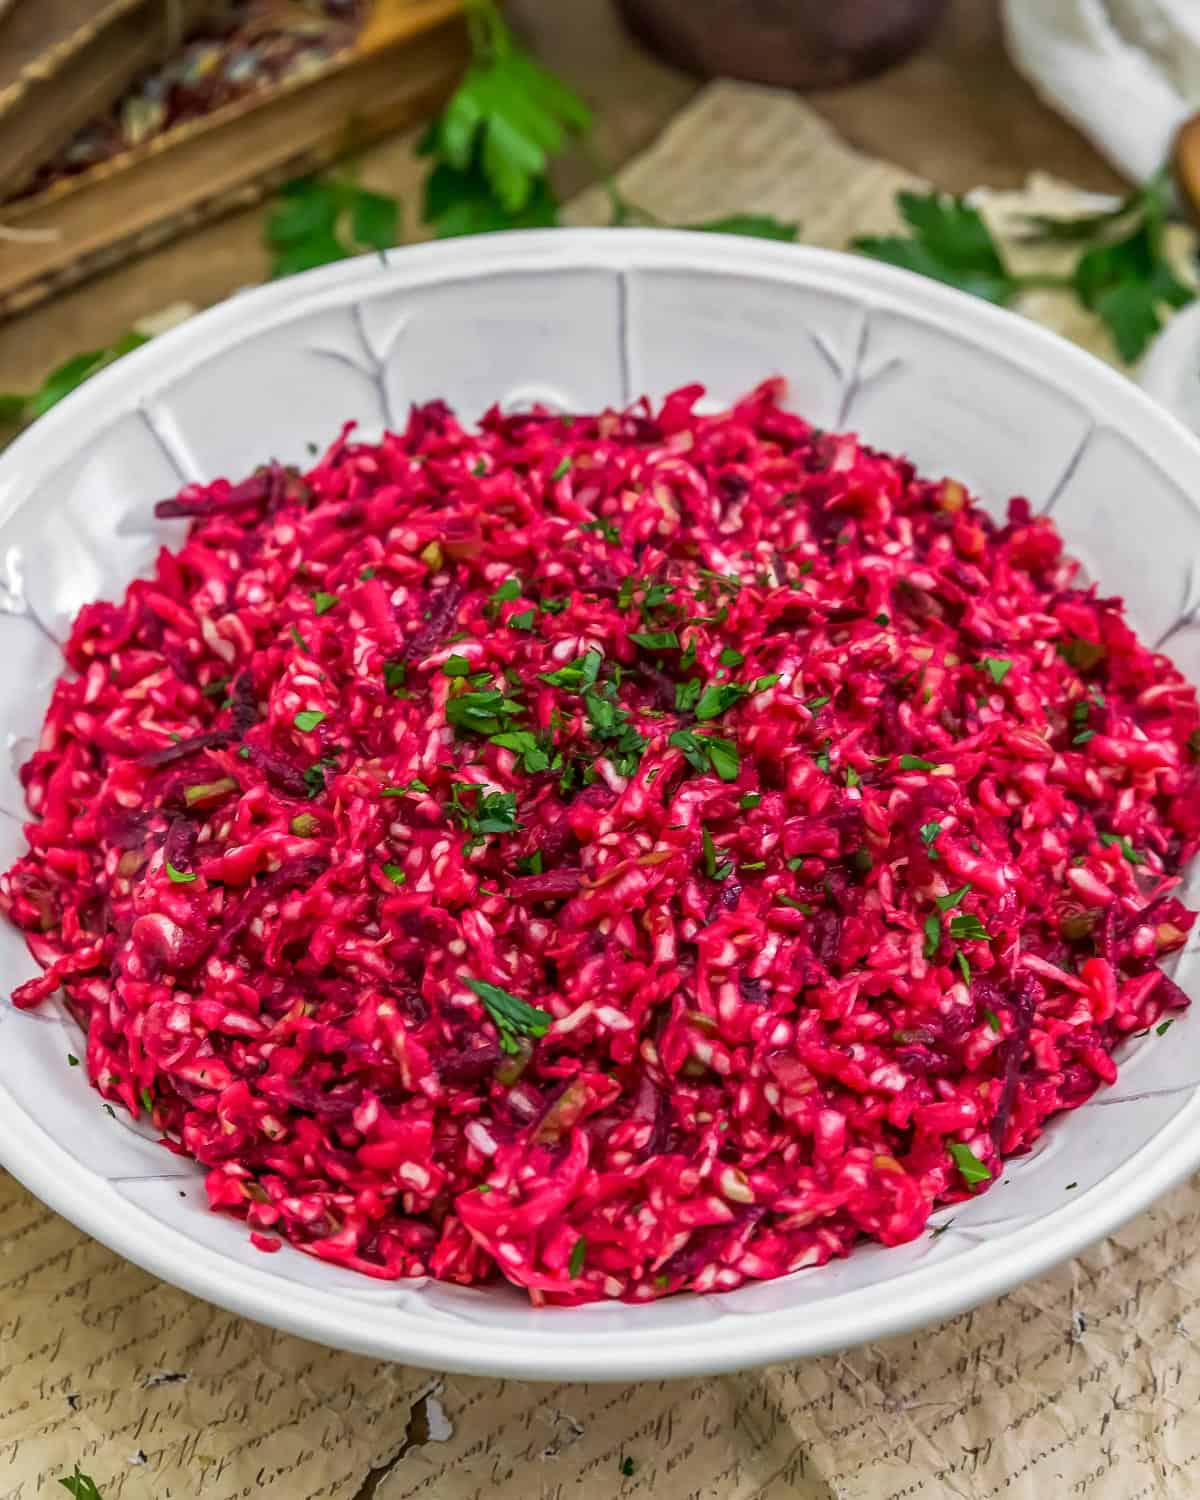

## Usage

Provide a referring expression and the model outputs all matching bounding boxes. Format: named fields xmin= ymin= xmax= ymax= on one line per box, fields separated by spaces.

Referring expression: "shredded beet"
xmin=3 ymin=381 xmax=1197 ymax=1304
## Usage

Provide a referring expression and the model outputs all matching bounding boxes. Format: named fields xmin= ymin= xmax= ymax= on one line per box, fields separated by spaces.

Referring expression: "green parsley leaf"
xmin=777 ymin=895 xmax=813 ymax=913
xmin=294 ymin=710 xmax=326 ymax=733
xmin=675 ymin=679 xmax=702 ymax=712
xmin=620 ymin=1455 xmax=636 ymax=1478
xmin=702 ymin=826 xmax=719 ymax=879
xmin=382 ymin=863 xmax=407 ymax=885
xmin=443 ymin=655 xmax=473 ymax=677
xmin=1099 ymin=832 xmax=1145 ymax=866
xmin=740 ymin=860 xmax=766 ymax=871
xmin=359 ymin=566 xmax=376 ymax=580
xmin=805 ymin=695 xmax=831 ymax=710
xmin=949 ymin=913 xmax=991 ymax=942
xmin=948 ymin=1142 xmax=991 ymax=1187
xmin=923 ymin=913 xmax=942 ymax=959
xmin=489 ymin=576 xmax=521 ymax=610
xmin=899 ymin=754 xmax=939 ymax=771
xmin=541 ymin=651 xmax=602 ymax=692
xmin=846 ymin=767 xmax=861 ymax=789
xmin=550 ymin=457 xmax=572 ymax=481
xmin=67 ymin=1054 xmax=79 ymax=1067
xmin=383 ymin=660 xmax=407 ymax=694
xmin=166 ymin=861 xmax=196 ymax=885
xmin=981 ymin=657 xmax=1012 ymax=686
xmin=267 ymin=175 xmax=400 ymax=278
xmin=382 ymin=778 xmax=429 ymax=797
xmin=854 ymin=192 xmax=1018 ymax=305
xmin=423 ymin=157 xmax=561 ymax=239
xmin=629 ymin=630 xmax=680 ymax=652
xmin=465 ymin=976 xmax=552 ymax=1053
xmin=1157 ymin=1019 xmax=1174 ymax=1036
xmin=0 ymin=332 xmax=151 ymax=428
xmin=739 ymin=792 xmax=762 ymax=810
xmin=935 ymin=884 xmax=971 ymax=912
xmin=59 ymin=1464 xmax=105 ymax=1500
xmin=508 ymin=609 xmax=536 ymax=632
xmin=695 ymin=681 xmax=748 ymax=720
xmin=751 ymin=673 xmax=781 ymax=694
xmin=983 ymin=1008 xmax=1001 ymax=1033
xmin=1073 ymin=729 xmax=1096 ymax=745
xmin=446 ymin=688 xmax=525 ymax=737
xmin=669 ymin=729 xmax=739 ymax=782
xmin=568 ymin=1236 xmax=587 ymax=1277
xmin=955 ymin=950 xmax=971 ymax=986
xmin=581 ymin=517 xmax=620 ymax=543
xmin=490 ymin=729 xmax=551 ymax=773
xmin=919 ymin=821 xmax=942 ymax=855
xmin=303 ymin=764 xmax=326 ymax=798
xmin=290 ymin=625 xmax=311 ymax=654
xmin=140 ymin=1086 xmax=154 ymax=1113
xmin=720 ymin=648 xmax=745 ymax=668
xmin=311 ymin=591 xmax=338 ymax=615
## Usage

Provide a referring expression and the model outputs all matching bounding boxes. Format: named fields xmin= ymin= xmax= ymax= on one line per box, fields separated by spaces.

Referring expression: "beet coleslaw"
xmin=4 ymin=380 xmax=1198 ymax=1305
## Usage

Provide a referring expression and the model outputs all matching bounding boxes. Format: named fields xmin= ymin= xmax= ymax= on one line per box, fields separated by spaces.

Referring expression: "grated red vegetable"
xmin=4 ymin=381 xmax=1197 ymax=1304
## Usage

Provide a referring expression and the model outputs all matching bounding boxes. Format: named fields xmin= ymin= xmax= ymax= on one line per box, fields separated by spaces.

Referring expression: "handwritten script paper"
xmin=3 ymin=82 xmax=1200 ymax=1499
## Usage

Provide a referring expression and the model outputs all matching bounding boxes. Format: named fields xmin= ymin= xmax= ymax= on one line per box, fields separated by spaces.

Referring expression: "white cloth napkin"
xmin=1004 ymin=0 xmax=1200 ymax=183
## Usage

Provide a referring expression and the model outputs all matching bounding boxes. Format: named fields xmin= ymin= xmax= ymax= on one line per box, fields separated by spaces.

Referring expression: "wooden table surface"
xmin=0 ymin=0 xmax=1121 ymax=391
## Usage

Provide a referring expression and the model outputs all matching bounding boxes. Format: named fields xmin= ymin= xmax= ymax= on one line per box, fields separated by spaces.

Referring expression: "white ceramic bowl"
xmin=2 ymin=230 xmax=1199 ymax=1382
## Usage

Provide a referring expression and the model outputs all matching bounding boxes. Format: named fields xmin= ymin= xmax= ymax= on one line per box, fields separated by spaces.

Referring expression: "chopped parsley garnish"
xmin=949 ymin=913 xmax=991 ymax=942
xmin=382 ymin=863 xmax=407 ymax=885
xmin=720 ymin=647 xmax=745 ymax=668
xmin=948 ymin=1142 xmax=991 ymax=1186
xmin=140 ymin=1086 xmax=154 ymax=1113
xmin=490 ymin=730 xmax=551 ymax=773
xmin=311 ymin=590 xmax=338 ymax=614
xmin=446 ymin=688 xmax=525 ymax=737
xmin=1157 ymin=1019 xmax=1174 ymax=1036
xmin=568 ymin=1235 xmax=587 ymax=1277
xmin=935 ymin=884 xmax=971 ymax=912
xmin=67 ymin=1054 xmax=79 ymax=1067
xmin=777 ymin=895 xmax=813 ymax=913
xmin=739 ymin=792 xmax=762 ymax=810
xmin=695 ymin=681 xmax=748 ymax=720
xmin=701 ymin=826 xmax=721 ymax=879
xmin=293 ymin=710 xmax=326 ymax=733
xmin=740 ymin=860 xmax=766 ymax=871
xmin=303 ymin=764 xmax=327 ymax=798
xmin=60 ymin=1464 xmax=105 ymax=1499
xmin=551 ymin=457 xmax=572 ymax=481
xmin=669 ymin=729 xmax=739 ymax=782
xmin=166 ymin=861 xmax=196 ymax=884
xmin=1073 ymin=729 xmax=1096 ymax=745
xmin=508 ymin=609 xmax=536 ymax=632
xmin=583 ymin=683 xmax=646 ymax=775
xmin=289 ymin=625 xmax=311 ymax=654
xmin=629 ymin=630 xmax=679 ymax=652
xmin=517 ymin=850 xmax=544 ymax=876
xmin=200 ymin=678 xmax=229 ymax=699
xmin=919 ymin=821 xmax=942 ymax=855
xmin=751 ymin=673 xmax=781 ymax=694
xmin=620 ymin=1456 xmax=636 ymax=1478
xmin=472 ymin=459 xmax=488 ymax=477
xmin=540 ymin=651 xmax=602 ymax=692
xmin=383 ymin=660 xmax=407 ymax=693
xmin=846 ymin=767 xmax=861 ymax=789
xmin=899 ymin=754 xmax=939 ymax=771
xmin=359 ymin=566 xmax=376 ymax=580
xmin=675 ymin=678 xmax=702 ymax=712
xmin=805 ymin=695 xmax=831 ymax=711
xmin=983 ymin=1008 xmax=1001 ymax=1033
xmin=581 ymin=517 xmax=620 ymax=543
xmin=955 ymin=950 xmax=971 ymax=985
xmin=1099 ymin=832 xmax=1145 ymax=866
xmin=814 ymin=745 xmax=831 ymax=773
xmin=465 ymin=976 xmax=552 ymax=1053
xmin=980 ymin=657 xmax=1012 ymax=686
xmin=923 ymin=913 xmax=941 ymax=958
xmin=443 ymin=655 xmax=472 ymax=677
xmin=448 ymin=785 xmax=519 ymax=840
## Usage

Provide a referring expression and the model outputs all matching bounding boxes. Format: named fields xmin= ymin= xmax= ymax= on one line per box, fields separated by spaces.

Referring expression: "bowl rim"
xmin=3 ymin=226 xmax=1200 ymax=1381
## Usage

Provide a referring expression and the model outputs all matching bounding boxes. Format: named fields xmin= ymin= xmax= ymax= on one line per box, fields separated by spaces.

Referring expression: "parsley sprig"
xmin=465 ymin=975 xmax=552 ymax=1053
xmin=854 ymin=174 xmax=1194 ymax=362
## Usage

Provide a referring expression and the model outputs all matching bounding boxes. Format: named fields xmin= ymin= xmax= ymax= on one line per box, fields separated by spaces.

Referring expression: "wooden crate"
xmin=0 ymin=0 xmax=467 ymax=317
